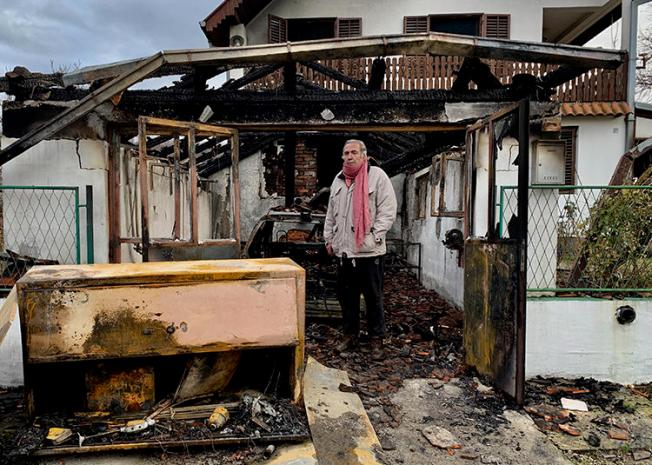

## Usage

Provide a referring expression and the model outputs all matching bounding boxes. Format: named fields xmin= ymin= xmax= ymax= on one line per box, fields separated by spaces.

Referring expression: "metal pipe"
xmin=623 ymin=0 xmax=652 ymax=149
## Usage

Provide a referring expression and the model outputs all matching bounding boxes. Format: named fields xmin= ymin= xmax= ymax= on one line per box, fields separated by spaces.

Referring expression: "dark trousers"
xmin=336 ymin=255 xmax=385 ymax=338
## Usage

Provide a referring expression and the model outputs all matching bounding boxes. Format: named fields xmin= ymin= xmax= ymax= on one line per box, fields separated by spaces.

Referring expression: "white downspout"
xmin=622 ymin=0 xmax=652 ymax=149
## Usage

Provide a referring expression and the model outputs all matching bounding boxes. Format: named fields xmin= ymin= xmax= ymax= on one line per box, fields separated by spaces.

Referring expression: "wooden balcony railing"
xmin=248 ymin=56 xmax=627 ymax=102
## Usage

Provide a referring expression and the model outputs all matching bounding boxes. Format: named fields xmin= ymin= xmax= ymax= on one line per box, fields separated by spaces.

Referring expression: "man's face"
xmin=342 ymin=142 xmax=366 ymax=169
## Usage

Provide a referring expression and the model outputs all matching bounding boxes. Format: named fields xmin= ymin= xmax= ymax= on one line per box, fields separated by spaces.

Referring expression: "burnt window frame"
xmin=430 ymin=153 xmax=465 ymax=218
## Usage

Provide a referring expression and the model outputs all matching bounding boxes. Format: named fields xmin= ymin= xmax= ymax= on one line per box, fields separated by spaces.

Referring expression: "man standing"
xmin=324 ymin=140 xmax=397 ymax=360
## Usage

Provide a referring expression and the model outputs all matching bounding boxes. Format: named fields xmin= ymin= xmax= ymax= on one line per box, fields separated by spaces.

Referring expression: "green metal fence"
xmin=0 ymin=186 xmax=92 ymax=291
xmin=499 ymin=185 xmax=652 ymax=294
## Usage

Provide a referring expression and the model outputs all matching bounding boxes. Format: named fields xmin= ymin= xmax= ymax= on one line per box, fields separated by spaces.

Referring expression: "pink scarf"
xmin=343 ymin=160 xmax=371 ymax=250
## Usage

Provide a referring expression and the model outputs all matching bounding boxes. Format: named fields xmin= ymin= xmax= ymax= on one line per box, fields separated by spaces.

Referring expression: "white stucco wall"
xmin=0 ymin=137 xmax=109 ymax=264
xmin=246 ymin=0 xmax=605 ymax=45
xmin=563 ymin=116 xmax=626 ymax=186
xmin=389 ymin=173 xmax=405 ymax=239
xmin=527 ymin=298 xmax=652 ymax=384
xmin=210 ymin=152 xmax=284 ymax=241
xmin=0 ymin=299 xmax=23 ymax=387
xmin=404 ymin=166 xmax=465 ymax=307
xmin=636 ymin=116 xmax=652 ymax=140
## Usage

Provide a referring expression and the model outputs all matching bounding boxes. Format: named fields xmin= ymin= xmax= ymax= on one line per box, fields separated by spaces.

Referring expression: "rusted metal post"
xmin=515 ymin=99 xmax=530 ymax=406
xmin=138 ymin=117 xmax=150 ymax=262
xmin=487 ymin=121 xmax=496 ymax=241
xmin=188 ymin=127 xmax=199 ymax=244
xmin=173 ymin=136 xmax=181 ymax=240
xmin=230 ymin=132 xmax=241 ymax=245
xmin=107 ymin=128 xmax=122 ymax=263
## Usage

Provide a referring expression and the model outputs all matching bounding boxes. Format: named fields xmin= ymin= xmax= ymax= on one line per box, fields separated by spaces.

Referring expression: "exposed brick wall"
xmin=295 ymin=139 xmax=317 ymax=197
xmin=261 ymin=138 xmax=318 ymax=198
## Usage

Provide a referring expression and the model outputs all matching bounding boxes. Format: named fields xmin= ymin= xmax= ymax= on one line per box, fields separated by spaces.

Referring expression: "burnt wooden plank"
xmin=108 ymin=129 xmax=122 ymax=263
xmin=188 ymin=128 xmax=199 ymax=244
xmin=173 ymin=136 xmax=181 ymax=240
xmin=138 ymin=117 xmax=150 ymax=262
xmin=220 ymin=63 xmax=284 ymax=90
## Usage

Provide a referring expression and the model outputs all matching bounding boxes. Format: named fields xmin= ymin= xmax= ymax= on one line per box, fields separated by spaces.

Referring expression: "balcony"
xmin=248 ymin=56 xmax=627 ymax=103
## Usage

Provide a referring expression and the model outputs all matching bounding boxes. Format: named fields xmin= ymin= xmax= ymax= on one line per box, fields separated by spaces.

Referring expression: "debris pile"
xmin=0 ymin=391 xmax=308 ymax=463
xmin=525 ymin=377 xmax=652 ymax=462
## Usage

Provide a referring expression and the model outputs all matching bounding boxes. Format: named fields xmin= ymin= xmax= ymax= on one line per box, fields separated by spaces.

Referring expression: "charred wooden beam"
xmin=168 ymin=66 xmax=227 ymax=92
xmin=540 ymin=65 xmax=592 ymax=90
xmin=368 ymin=58 xmax=386 ymax=91
xmin=220 ymin=63 xmax=284 ymax=90
xmin=299 ymin=61 xmax=368 ymax=90
xmin=452 ymin=57 xmax=503 ymax=92
xmin=62 ymin=60 xmax=195 ymax=86
xmin=381 ymin=134 xmax=466 ymax=176
xmin=199 ymin=134 xmax=279 ymax=177
xmin=0 ymin=53 xmax=166 ymax=166
xmin=107 ymin=128 xmax=121 ymax=263
xmin=113 ymin=89 xmax=547 ymax=131
xmin=0 ymin=67 xmax=64 ymax=100
xmin=3 ymin=90 xmax=558 ymax=139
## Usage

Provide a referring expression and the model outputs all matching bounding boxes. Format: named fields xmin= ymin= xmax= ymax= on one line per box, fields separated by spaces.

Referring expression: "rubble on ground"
xmin=525 ymin=377 xmax=652 ymax=464
xmin=0 ymin=391 xmax=308 ymax=465
xmin=0 ymin=269 xmax=650 ymax=464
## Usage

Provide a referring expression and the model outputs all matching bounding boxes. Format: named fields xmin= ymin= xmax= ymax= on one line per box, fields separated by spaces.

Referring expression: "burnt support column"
xmin=138 ymin=118 xmax=150 ymax=262
xmin=284 ymin=61 xmax=297 ymax=208
xmin=107 ymin=127 xmax=121 ymax=263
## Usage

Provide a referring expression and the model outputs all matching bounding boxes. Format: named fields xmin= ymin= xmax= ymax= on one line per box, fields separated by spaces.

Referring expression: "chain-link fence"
xmin=0 ymin=186 xmax=82 ymax=291
xmin=499 ymin=185 xmax=652 ymax=294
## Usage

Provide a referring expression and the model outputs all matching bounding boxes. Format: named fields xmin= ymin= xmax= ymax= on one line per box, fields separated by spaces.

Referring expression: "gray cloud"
xmin=0 ymin=0 xmax=220 ymax=73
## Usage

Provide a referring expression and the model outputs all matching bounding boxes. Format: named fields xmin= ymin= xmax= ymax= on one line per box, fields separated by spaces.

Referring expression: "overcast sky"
xmin=0 ymin=0 xmax=221 ymax=74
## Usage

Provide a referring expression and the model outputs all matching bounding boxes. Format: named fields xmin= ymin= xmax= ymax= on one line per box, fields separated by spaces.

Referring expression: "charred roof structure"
xmin=0 ymin=33 xmax=625 ymax=171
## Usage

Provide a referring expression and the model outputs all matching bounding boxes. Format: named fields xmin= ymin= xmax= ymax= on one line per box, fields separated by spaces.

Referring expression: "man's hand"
xmin=326 ymin=243 xmax=334 ymax=256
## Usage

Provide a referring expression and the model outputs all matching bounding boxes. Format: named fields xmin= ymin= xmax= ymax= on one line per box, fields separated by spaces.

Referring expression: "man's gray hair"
xmin=343 ymin=139 xmax=367 ymax=155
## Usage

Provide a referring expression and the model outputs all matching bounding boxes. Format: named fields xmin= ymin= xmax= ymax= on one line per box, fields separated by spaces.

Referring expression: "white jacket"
xmin=324 ymin=165 xmax=397 ymax=258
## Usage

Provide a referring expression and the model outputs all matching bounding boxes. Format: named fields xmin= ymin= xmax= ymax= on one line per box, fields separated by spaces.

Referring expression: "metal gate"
xmin=0 ymin=185 xmax=94 ymax=291
xmin=463 ymin=101 xmax=530 ymax=404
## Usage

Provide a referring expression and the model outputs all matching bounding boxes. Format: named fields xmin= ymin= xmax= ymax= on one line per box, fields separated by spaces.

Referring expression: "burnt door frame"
xmin=464 ymin=99 xmax=528 ymax=405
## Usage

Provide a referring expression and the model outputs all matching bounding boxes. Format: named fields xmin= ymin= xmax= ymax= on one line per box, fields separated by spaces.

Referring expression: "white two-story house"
xmin=198 ymin=0 xmax=652 ymax=384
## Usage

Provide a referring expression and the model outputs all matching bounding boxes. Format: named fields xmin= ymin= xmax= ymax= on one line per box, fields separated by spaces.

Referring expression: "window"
xmin=415 ymin=173 xmax=429 ymax=219
xmin=483 ymin=15 xmax=510 ymax=39
xmin=288 ymin=18 xmax=337 ymax=41
xmin=560 ymin=126 xmax=578 ymax=192
xmin=268 ymin=15 xmax=287 ymax=43
xmin=430 ymin=14 xmax=481 ymax=36
xmin=268 ymin=16 xmax=361 ymax=43
xmin=403 ymin=14 xmax=510 ymax=39
xmin=337 ymin=18 xmax=362 ymax=38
